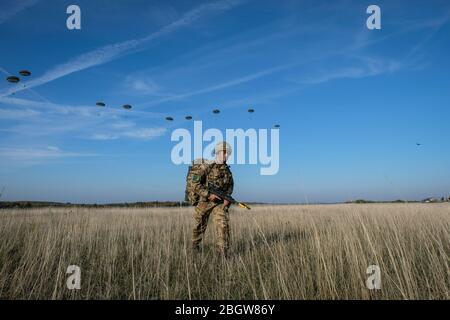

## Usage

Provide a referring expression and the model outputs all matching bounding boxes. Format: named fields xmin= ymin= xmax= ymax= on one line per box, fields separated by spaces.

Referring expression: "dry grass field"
xmin=0 ymin=204 xmax=448 ymax=299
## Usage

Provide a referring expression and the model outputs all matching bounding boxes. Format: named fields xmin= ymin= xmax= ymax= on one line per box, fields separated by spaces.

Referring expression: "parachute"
xmin=212 ymin=109 xmax=220 ymax=114
xmin=122 ymin=104 xmax=132 ymax=110
xmin=6 ymin=76 xmax=19 ymax=83
xmin=248 ymin=108 xmax=254 ymax=113
xmin=165 ymin=116 xmax=174 ymax=121
xmin=19 ymin=70 xmax=31 ymax=76
xmin=185 ymin=116 xmax=192 ymax=120
xmin=96 ymin=102 xmax=106 ymax=107
xmin=274 ymin=124 xmax=280 ymax=128
xmin=5 ymin=70 xmax=31 ymax=83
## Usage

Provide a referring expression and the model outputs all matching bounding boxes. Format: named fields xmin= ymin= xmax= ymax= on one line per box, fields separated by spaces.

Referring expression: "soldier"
xmin=191 ymin=141 xmax=234 ymax=256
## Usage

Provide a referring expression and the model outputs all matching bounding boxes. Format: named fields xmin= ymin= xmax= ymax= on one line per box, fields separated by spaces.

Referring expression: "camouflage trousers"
xmin=192 ymin=201 xmax=230 ymax=254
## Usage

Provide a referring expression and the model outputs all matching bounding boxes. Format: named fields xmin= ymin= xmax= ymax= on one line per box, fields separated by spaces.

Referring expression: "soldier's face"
xmin=216 ymin=150 xmax=229 ymax=164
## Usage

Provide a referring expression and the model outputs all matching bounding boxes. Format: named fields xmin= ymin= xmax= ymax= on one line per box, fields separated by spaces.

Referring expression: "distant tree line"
xmin=0 ymin=201 xmax=192 ymax=209
xmin=1 ymin=197 xmax=448 ymax=209
xmin=346 ymin=197 xmax=450 ymax=204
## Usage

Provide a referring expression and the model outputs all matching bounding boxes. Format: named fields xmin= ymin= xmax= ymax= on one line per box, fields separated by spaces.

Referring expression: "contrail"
xmin=136 ymin=12 xmax=450 ymax=109
xmin=136 ymin=63 xmax=293 ymax=107
xmin=1 ymin=66 xmax=50 ymax=103
xmin=0 ymin=67 xmax=10 ymax=75
xmin=0 ymin=0 xmax=38 ymax=25
xmin=0 ymin=0 xmax=244 ymax=98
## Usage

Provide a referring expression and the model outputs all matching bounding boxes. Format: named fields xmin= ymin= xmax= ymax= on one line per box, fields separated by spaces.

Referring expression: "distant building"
xmin=422 ymin=197 xmax=438 ymax=203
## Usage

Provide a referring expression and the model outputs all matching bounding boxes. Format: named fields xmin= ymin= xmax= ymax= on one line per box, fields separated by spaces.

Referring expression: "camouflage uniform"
xmin=191 ymin=161 xmax=234 ymax=255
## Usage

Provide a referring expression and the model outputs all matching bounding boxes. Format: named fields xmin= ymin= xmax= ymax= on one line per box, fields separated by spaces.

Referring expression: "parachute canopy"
xmin=6 ymin=76 xmax=20 ymax=83
xmin=165 ymin=116 xmax=174 ymax=121
xmin=185 ymin=116 xmax=192 ymax=120
xmin=122 ymin=104 xmax=132 ymax=110
xmin=248 ymin=108 xmax=255 ymax=113
xmin=274 ymin=124 xmax=280 ymax=128
xmin=19 ymin=70 xmax=31 ymax=76
xmin=212 ymin=109 xmax=220 ymax=114
xmin=96 ymin=102 xmax=106 ymax=107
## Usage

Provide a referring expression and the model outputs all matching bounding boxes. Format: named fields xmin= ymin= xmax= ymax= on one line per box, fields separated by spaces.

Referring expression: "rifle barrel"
xmin=208 ymin=183 xmax=250 ymax=209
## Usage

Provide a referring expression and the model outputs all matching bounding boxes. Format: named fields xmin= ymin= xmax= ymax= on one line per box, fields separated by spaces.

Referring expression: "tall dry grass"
xmin=0 ymin=204 xmax=448 ymax=299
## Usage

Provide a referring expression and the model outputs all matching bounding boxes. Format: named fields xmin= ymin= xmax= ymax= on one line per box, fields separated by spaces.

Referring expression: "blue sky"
xmin=0 ymin=0 xmax=449 ymax=203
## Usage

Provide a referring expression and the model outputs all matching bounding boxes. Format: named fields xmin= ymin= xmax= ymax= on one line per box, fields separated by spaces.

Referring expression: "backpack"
xmin=185 ymin=158 xmax=211 ymax=206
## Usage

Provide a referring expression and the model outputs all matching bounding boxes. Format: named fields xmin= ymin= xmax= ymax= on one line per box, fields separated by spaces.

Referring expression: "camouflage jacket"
xmin=192 ymin=161 xmax=234 ymax=203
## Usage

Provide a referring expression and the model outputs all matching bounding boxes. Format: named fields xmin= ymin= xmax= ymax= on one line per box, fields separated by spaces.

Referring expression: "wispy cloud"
xmin=136 ymin=12 xmax=449 ymax=109
xmin=122 ymin=128 xmax=167 ymax=139
xmin=0 ymin=67 xmax=10 ymax=75
xmin=137 ymin=63 xmax=296 ymax=107
xmin=0 ymin=96 xmax=167 ymax=140
xmin=0 ymin=96 xmax=93 ymax=116
xmin=0 ymin=0 xmax=243 ymax=97
xmin=123 ymin=75 xmax=169 ymax=96
xmin=401 ymin=13 xmax=450 ymax=65
xmin=298 ymin=56 xmax=401 ymax=85
xmin=0 ymin=108 xmax=41 ymax=119
xmin=91 ymin=127 xmax=167 ymax=140
xmin=0 ymin=96 xmax=163 ymax=119
xmin=0 ymin=146 xmax=98 ymax=161
xmin=111 ymin=121 xmax=136 ymax=129
xmin=136 ymin=52 xmax=396 ymax=108
xmin=300 ymin=67 xmax=366 ymax=85
xmin=90 ymin=133 xmax=118 ymax=141
xmin=0 ymin=0 xmax=38 ymax=25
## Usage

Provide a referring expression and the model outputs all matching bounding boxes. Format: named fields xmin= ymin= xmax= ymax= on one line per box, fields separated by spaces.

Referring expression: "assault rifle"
xmin=207 ymin=183 xmax=251 ymax=210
